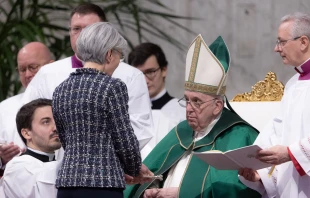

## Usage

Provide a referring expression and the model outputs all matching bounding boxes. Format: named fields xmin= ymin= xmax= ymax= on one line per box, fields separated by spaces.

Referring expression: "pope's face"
xmin=69 ymin=13 xmax=101 ymax=53
xmin=185 ymin=91 xmax=219 ymax=132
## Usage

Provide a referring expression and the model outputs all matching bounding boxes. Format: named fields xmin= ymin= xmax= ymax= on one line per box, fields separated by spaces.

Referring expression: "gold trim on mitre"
xmin=188 ymin=36 xmax=202 ymax=82
xmin=185 ymin=82 xmax=226 ymax=95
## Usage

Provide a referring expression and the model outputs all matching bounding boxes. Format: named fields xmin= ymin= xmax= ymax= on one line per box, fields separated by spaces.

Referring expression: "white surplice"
xmin=240 ymin=73 xmax=310 ymax=198
xmin=0 ymin=93 xmax=26 ymax=150
xmin=22 ymin=57 xmax=154 ymax=154
xmin=0 ymin=155 xmax=59 ymax=198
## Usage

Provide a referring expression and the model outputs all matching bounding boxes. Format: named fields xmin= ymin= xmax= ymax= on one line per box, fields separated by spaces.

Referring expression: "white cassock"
xmin=0 ymin=94 xmax=26 ymax=197
xmin=239 ymin=73 xmax=310 ymax=198
xmin=141 ymin=98 xmax=186 ymax=159
xmin=0 ymin=94 xmax=26 ymax=149
xmin=22 ymin=57 xmax=154 ymax=158
xmin=0 ymin=155 xmax=59 ymax=198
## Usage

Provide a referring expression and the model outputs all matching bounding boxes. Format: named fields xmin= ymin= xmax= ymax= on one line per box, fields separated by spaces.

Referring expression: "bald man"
xmin=0 ymin=42 xmax=54 ymax=171
xmin=17 ymin=42 xmax=54 ymax=88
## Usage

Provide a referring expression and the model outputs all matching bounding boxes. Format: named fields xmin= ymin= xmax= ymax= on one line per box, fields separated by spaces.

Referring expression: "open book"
xmin=193 ymin=145 xmax=272 ymax=170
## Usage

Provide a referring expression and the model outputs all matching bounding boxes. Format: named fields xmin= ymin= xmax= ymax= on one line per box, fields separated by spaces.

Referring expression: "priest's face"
xmin=69 ymin=13 xmax=102 ymax=53
xmin=184 ymin=91 xmax=223 ymax=132
xmin=136 ymin=55 xmax=167 ymax=98
xmin=23 ymin=106 xmax=61 ymax=153
xmin=274 ymin=20 xmax=304 ymax=67
xmin=17 ymin=42 xmax=53 ymax=88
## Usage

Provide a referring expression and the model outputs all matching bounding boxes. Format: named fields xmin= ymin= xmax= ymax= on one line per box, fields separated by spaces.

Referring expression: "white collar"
xmin=151 ymin=88 xmax=167 ymax=101
xmin=194 ymin=113 xmax=222 ymax=141
xmin=28 ymin=147 xmax=55 ymax=161
xmin=296 ymin=57 xmax=310 ymax=72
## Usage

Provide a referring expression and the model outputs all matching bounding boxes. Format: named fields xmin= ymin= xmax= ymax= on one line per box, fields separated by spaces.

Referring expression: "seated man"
xmin=1 ymin=99 xmax=61 ymax=198
xmin=125 ymin=35 xmax=261 ymax=198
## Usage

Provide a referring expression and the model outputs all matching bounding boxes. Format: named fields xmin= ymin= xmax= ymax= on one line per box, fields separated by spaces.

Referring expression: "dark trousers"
xmin=57 ymin=187 xmax=123 ymax=198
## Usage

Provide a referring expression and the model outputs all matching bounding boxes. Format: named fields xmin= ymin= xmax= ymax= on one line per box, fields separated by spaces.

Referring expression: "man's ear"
xmin=21 ymin=129 xmax=31 ymax=141
xmin=213 ymin=99 xmax=224 ymax=115
xmin=161 ymin=66 xmax=167 ymax=78
xmin=300 ymin=35 xmax=309 ymax=51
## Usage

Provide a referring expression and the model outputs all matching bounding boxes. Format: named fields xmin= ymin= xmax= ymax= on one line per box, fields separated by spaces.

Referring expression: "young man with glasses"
xmin=239 ymin=12 xmax=310 ymax=198
xmin=0 ymin=42 xmax=54 ymax=174
xmin=125 ymin=35 xmax=260 ymax=198
xmin=128 ymin=42 xmax=180 ymax=110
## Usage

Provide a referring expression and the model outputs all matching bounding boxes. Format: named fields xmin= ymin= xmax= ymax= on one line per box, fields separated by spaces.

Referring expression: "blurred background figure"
xmin=128 ymin=42 xmax=179 ymax=110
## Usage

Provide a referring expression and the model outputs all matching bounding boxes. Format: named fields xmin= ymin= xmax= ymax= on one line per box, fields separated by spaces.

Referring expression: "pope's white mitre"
xmin=184 ymin=34 xmax=230 ymax=96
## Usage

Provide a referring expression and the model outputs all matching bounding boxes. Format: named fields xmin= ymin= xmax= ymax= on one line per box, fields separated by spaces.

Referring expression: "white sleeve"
xmin=289 ymin=137 xmax=310 ymax=175
xmin=239 ymin=117 xmax=281 ymax=196
xmin=126 ymin=72 xmax=153 ymax=150
xmin=2 ymin=157 xmax=58 ymax=198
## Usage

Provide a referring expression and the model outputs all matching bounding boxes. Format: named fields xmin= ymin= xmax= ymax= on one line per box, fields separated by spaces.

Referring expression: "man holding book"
xmin=124 ymin=35 xmax=261 ymax=198
xmin=239 ymin=12 xmax=310 ymax=198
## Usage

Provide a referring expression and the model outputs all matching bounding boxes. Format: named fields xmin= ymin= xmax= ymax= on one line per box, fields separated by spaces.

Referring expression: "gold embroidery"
xmin=231 ymin=72 xmax=284 ymax=101
xmin=175 ymin=125 xmax=193 ymax=150
xmin=188 ymin=36 xmax=201 ymax=82
xmin=185 ymin=81 xmax=226 ymax=95
xmin=200 ymin=144 xmax=215 ymax=198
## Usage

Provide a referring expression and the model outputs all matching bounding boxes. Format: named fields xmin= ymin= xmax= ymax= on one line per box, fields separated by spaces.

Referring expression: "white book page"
xmin=193 ymin=151 xmax=242 ymax=170
xmin=225 ymin=145 xmax=272 ymax=170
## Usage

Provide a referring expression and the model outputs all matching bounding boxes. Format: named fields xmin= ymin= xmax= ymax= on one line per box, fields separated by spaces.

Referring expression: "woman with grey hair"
xmin=52 ymin=22 xmax=142 ymax=198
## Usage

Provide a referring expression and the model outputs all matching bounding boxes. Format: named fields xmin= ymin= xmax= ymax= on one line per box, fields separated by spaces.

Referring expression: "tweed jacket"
xmin=52 ymin=68 xmax=141 ymax=189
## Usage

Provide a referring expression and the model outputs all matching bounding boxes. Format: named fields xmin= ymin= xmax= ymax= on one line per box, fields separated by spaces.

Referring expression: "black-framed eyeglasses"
xmin=143 ymin=67 xmax=161 ymax=79
xmin=178 ymin=97 xmax=216 ymax=109
xmin=16 ymin=64 xmax=40 ymax=74
xmin=276 ymin=36 xmax=301 ymax=47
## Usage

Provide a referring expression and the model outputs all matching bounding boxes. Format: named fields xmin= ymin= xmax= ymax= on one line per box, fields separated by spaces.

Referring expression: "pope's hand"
xmin=143 ymin=187 xmax=178 ymax=198
xmin=0 ymin=142 xmax=23 ymax=165
xmin=238 ymin=168 xmax=261 ymax=182
xmin=256 ymin=145 xmax=290 ymax=165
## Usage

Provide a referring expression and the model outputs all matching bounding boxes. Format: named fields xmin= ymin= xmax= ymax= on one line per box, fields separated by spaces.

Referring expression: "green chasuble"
xmin=124 ymin=108 xmax=261 ymax=198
